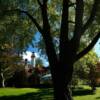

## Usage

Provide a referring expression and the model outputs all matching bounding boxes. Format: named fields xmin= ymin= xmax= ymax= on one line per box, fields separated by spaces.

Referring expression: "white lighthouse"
xmin=31 ymin=52 xmax=36 ymax=67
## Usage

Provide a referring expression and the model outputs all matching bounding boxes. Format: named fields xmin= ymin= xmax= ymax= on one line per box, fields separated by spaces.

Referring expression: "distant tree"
xmin=0 ymin=1 xmax=35 ymax=87
xmin=88 ymin=63 xmax=97 ymax=92
xmin=0 ymin=49 xmax=22 ymax=87
xmin=74 ymin=50 xmax=98 ymax=79
xmin=73 ymin=51 xmax=98 ymax=89
xmin=0 ymin=15 xmax=30 ymax=87
xmin=35 ymin=58 xmax=44 ymax=67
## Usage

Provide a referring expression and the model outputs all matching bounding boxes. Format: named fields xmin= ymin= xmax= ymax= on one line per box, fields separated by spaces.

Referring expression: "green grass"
xmin=0 ymin=88 xmax=53 ymax=100
xmin=0 ymin=86 xmax=100 ymax=100
xmin=0 ymin=88 xmax=40 ymax=96
xmin=73 ymin=86 xmax=100 ymax=100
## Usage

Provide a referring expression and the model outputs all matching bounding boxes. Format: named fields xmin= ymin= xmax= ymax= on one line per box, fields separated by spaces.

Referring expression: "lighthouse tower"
xmin=31 ymin=52 xmax=35 ymax=67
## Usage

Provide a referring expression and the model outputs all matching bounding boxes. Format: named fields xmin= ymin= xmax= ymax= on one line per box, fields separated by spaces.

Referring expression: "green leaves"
xmin=74 ymin=50 xmax=98 ymax=80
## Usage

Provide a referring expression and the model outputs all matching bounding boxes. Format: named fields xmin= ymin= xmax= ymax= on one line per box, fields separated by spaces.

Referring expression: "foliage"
xmin=0 ymin=0 xmax=100 ymax=99
xmin=35 ymin=57 xmax=44 ymax=67
xmin=0 ymin=0 xmax=100 ymax=53
xmin=74 ymin=51 xmax=98 ymax=79
xmin=0 ymin=0 xmax=36 ymax=87
xmin=72 ymin=51 xmax=98 ymax=88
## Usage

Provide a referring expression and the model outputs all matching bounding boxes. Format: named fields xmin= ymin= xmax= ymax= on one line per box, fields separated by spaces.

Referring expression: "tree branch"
xmin=38 ymin=0 xmax=58 ymax=71
xmin=60 ymin=0 xmax=69 ymax=43
xmin=76 ymin=31 xmax=100 ymax=61
xmin=83 ymin=0 xmax=99 ymax=33
xmin=68 ymin=20 xmax=75 ymax=24
xmin=18 ymin=9 xmax=43 ymax=33
xmin=37 ymin=0 xmax=43 ymax=7
xmin=2 ymin=9 xmax=43 ymax=34
xmin=59 ymin=0 xmax=70 ymax=66
xmin=40 ymin=0 xmax=50 ymax=33
xmin=72 ymin=0 xmax=84 ymax=41
xmin=68 ymin=3 xmax=76 ymax=7
xmin=43 ymin=0 xmax=48 ymax=3
xmin=71 ymin=0 xmax=84 ymax=52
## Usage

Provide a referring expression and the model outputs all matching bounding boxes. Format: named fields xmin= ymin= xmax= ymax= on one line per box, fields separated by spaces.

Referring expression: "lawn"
xmin=0 ymin=88 xmax=53 ymax=100
xmin=0 ymin=86 xmax=100 ymax=100
xmin=73 ymin=86 xmax=100 ymax=100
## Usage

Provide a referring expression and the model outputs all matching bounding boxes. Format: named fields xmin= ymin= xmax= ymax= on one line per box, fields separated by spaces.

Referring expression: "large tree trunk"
xmin=51 ymin=60 xmax=74 ymax=100
xmin=42 ymin=33 xmax=74 ymax=100
xmin=48 ymin=53 xmax=73 ymax=100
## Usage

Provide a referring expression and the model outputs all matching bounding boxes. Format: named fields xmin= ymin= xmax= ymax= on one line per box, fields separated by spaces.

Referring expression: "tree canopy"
xmin=0 ymin=0 xmax=100 ymax=53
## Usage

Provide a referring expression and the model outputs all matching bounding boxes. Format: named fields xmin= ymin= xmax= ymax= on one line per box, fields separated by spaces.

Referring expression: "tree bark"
xmin=52 ymin=61 xmax=73 ymax=100
xmin=43 ymin=36 xmax=74 ymax=100
xmin=42 ymin=31 xmax=74 ymax=100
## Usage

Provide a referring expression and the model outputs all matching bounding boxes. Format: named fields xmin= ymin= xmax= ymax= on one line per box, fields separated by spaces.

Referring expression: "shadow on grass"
xmin=0 ymin=88 xmax=53 ymax=100
xmin=72 ymin=89 xmax=93 ymax=96
xmin=0 ymin=87 xmax=95 ymax=100
xmin=96 ymin=97 xmax=100 ymax=99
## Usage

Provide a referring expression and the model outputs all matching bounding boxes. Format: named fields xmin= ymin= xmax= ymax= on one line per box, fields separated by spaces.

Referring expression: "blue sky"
xmin=23 ymin=32 xmax=100 ymax=66
xmin=28 ymin=32 xmax=100 ymax=57
xmin=27 ymin=32 xmax=100 ymax=57
xmin=94 ymin=39 xmax=100 ymax=57
xmin=27 ymin=38 xmax=100 ymax=57
xmin=23 ymin=32 xmax=49 ymax=66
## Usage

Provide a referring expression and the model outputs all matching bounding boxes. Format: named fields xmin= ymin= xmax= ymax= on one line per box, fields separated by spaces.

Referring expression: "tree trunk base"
xmin=53 ymin=86 xmax=73 ymax=100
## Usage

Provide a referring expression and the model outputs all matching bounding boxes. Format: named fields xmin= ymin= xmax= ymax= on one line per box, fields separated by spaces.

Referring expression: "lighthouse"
xmin=31 ymin=52 xmax=35 ymax=67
